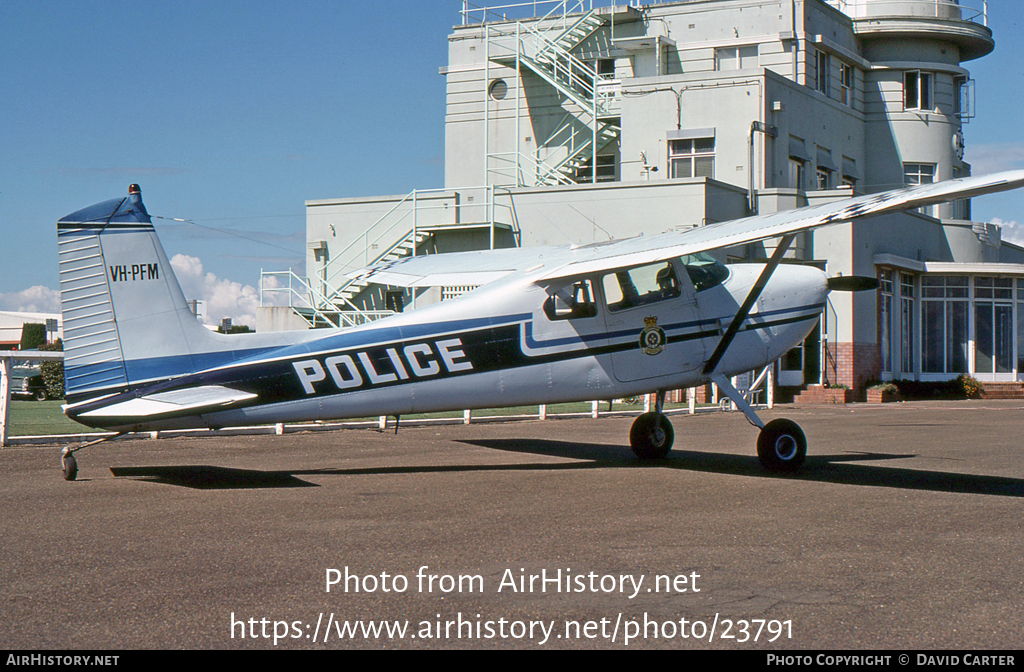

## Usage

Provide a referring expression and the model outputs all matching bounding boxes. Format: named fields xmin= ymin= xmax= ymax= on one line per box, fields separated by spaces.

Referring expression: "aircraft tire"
xmin=630 ymin=412 xmax=674 ymax=460
xmin=61 ymin=449 xmax=78 ymax=482
xmin=757 ymin=419 xmax=806 ymax=472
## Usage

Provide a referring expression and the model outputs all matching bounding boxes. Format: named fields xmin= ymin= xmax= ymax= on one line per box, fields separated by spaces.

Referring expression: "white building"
xmin=0 ymin=311 xmax=62 ymax=350
xmin=277 ymin=0 xmax=1024 ymax=397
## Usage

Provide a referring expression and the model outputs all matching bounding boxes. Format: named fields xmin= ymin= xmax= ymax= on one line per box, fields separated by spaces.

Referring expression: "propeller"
xmin=827 ymin=275 xmax=880 ymax=292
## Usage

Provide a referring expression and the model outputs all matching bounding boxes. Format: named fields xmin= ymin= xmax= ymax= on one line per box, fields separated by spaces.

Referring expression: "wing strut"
xmin=702 ymin=233 xmax=797 ymax=376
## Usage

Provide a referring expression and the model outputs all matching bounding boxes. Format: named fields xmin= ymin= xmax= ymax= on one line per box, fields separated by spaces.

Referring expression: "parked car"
xmin=10 ymin=361 xmax=49 ymax=401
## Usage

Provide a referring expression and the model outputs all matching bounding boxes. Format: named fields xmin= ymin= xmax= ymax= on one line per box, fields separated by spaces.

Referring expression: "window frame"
xmin=669 ymin=137 xmax=715 ymax=180
xmin=814 ymin=48 xmax=830 ymax=96
xmin=904 ymin=70 xmax=933 ymax=111
xmin=839 ymin=61 xmax=853 ymax=106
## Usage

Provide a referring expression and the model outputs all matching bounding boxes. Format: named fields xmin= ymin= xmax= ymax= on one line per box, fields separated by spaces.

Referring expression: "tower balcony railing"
xmin=459 ymin=0 xmax=662 ymax=25
xmin=826 ymin=0 xmax=988 ymax=26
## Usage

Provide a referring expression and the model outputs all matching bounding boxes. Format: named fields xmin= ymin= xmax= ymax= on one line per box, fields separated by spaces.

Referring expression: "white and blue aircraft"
xmin=56 ymin=175 xmax=1024 ymax=480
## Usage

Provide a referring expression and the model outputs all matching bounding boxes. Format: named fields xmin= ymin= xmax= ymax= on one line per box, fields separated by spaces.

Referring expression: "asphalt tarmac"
xmin=2 ymin=401 xmax=1023 ymax=650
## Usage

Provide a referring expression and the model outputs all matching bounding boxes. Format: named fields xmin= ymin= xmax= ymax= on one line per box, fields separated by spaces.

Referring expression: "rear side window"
xmin=544 ymin=279 xmax=598 ymax=321
xmin=602 ymin=262 xmax=681 ymax=313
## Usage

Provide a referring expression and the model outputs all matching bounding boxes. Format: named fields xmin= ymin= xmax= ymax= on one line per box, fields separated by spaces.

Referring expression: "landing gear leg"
xmin=59 ymin=432 xmax=126 ymax=481
xmin=630 ymin=391 xmax=674 ymax=460
xmin=710 ymin=373 xmax=807 ymax=473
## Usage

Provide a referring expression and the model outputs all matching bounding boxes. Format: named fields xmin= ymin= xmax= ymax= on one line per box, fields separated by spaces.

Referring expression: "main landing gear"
xmin=630 ymin=390 xmax=674 ymax=460
xmin=629 ymin=378 xmax=808 ymax=473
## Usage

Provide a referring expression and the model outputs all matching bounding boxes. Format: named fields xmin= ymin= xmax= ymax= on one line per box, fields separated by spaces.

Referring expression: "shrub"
xmin=955 ymin=374 xmax=982 ymax=399
xmin=38 ymin=340 xmax=64 ymax=399
xmin=19 ymin=323 xmax=46 ymax=350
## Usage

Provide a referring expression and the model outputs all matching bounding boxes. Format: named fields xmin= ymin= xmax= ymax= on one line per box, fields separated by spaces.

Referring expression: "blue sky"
xmin=1 ymin=0 xmax=1022 ymax=324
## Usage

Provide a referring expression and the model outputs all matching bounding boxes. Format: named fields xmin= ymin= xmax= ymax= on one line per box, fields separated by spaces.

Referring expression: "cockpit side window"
xmin=680 ymin=253 xmax=730 ymax=292
xmin=602 ymin=261 xmax=681 ymax=313
xmin=543 ymin=279 xmax=598 ymax=321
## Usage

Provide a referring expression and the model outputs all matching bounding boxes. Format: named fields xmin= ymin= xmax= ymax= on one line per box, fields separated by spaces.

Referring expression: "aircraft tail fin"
xmin=57 ymin=185 xmax=218 ymax=402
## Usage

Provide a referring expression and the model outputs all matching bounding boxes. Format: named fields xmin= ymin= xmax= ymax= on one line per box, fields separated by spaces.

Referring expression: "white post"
xmin=378 ymin=415 xmax=387 ymax=430
xmin=0 ymin=358 xmax=10 ymax=448
xmin=539 ymin=404 xmax=547 ymax=420
xmin=688 ymin=387 xmax=696 ymax=414
xmin=644 ymin=394 xmax=651 ymax=413
xmin=767 ymin=365 xmax=775 ymax=409
xmin=591 ymin=400 xmax=599 ymax=418
xmin=275 ymin=423 xmax=285 ymax=436
xmin=464 ymin=409 xmax=472 ymax=425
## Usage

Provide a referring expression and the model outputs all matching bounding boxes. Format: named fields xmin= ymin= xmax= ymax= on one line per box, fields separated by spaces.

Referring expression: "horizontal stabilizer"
xmin=76 ymin=385 xmax=257 ymax=420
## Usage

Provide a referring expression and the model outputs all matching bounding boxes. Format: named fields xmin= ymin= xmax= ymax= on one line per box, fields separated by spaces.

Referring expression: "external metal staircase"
xmin=262 ymin=186 xmax=520 ymax=329
xmin=480 ymin=2 xmax=621 ymax=186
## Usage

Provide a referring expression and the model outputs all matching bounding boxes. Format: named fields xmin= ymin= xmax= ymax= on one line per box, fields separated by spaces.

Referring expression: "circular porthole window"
xmin=489 ymin=79 xmax=508 ymax=101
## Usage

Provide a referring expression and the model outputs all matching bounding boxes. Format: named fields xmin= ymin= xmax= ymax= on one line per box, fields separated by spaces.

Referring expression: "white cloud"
xmin=964 ymin=143 xmax=1024 ymax=176
xmin=170 ymin=254 xmax=284 ymax=328
xmin=992 ymin=218 xmax=1024 ymax=247
xmin=0 ymin=286 xmax=61 ymax=314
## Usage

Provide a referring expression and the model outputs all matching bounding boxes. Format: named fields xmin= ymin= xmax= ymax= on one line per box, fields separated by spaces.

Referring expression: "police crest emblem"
xmin=639 ymin=316 xmax=666 ymax=356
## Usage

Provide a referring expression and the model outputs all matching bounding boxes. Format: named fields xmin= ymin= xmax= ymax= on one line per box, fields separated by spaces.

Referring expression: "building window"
xmin=816 ymin=147 xmax=835 ymax=190
xmin=879 ymin=270 xmax=893 ymax=374
xmin=975 ymin=278 xmax=1014 ymax=375
xmin=814 ymin=49 xmax=830 ymax=96
xmin=1017 ymin=278 xmax=1024 ymax=375
xmin=488 ymin=79 xmax=508 ymax=101
xmin=788 ymin=136 xmax=811 ymax=190
xmin=841 ymin=157 xmax=858 ymax=189
xmin=953 ymin=76 xmax=974 ymax=119
xmin=716 ymin=45 xmax=758 ymax=71
xmin=951 ymin=166 xmax=971 ymax=220
xmin=920 ymin=276 xmax=969 ymax=374
xmin=816 ymin=166 xmax=831 ymax=190
xmin=905 ymin=163 xmax=936 ymax=215
xmin=789 ymin=159 xmax=805 ymax=190
xmin=839 ymin=62 xmax=853 ymax=106
xmin=904 ymin=163 xmax=935 ymax=186
xmin=575 ymin=154 xmax=616 ymax=183
xmin=899 ymin=273 xmax=915 ymax=375
xmin=669 ymin=138 xmax=715 ymax=179
xmin=904 ymin=71 xmax=933 ymax=111
xmin=588 ymin=59 xmax=616 ymax=78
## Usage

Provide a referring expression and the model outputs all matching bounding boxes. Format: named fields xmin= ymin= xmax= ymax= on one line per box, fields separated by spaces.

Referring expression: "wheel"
xmin=34 ymin=388 xmax=48 ymax=402
xmin=61 ymin=449 xmax=78 ymax=481
xmin=630 ymin=412 xmax=674 ymax=460
xmin=757 ymin=419 xmax=806 ymax=472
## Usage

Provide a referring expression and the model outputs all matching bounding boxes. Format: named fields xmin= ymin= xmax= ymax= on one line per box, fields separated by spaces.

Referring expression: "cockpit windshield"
xmin=679 ymin=253 xmax=729 ymax=292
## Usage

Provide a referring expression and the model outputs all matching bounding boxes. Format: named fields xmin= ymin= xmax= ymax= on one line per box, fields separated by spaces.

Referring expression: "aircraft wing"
xmin=351 ymin=171 xmax=1024 ymax=286
xmin=348 ymin=245 xmax=564 ymax=287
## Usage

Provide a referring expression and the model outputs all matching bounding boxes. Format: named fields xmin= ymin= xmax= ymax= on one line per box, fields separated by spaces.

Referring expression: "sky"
xmin=1 ymin=0 xmax=1023 ymax=326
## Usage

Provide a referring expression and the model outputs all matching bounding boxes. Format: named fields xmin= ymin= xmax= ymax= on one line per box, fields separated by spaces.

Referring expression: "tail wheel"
xmin=757 ymin=419 xmax=806 ymax=472
xmin=630 ymin=412 xmax=674 ymax=460
xmin=61 ymin=449 xmax=78 ymax=481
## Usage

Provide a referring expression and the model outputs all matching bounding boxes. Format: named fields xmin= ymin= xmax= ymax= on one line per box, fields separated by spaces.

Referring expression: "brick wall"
xmin=829 ymin=341 xmax=881 ymax=397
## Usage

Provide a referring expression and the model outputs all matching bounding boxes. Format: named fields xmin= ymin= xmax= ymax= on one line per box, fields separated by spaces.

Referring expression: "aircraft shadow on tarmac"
xmin=110 ymin=438 xmax=1024 ymax=498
